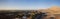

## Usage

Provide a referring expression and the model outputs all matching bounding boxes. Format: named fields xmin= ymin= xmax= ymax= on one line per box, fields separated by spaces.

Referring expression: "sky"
xmin=0 ymin=0 xmax=60 ymax=10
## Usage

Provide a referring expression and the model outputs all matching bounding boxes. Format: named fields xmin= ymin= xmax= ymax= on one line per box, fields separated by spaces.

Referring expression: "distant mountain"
xmin=47 ymin=6 xmax=60 ymax=14
xmin=38 ymin=6 xmax=60 ymax=14
xmin=49 ymin=6 xmax=60 ymax=11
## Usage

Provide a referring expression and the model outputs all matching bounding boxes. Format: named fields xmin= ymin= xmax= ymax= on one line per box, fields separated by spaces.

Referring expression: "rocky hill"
xmin=38 ymin=6 xmax=60 ymax=14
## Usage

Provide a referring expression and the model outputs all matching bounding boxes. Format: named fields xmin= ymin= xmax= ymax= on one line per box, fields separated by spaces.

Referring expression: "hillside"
xmin=47 ymin=6 xmax=60 ymax=14
xmin=38 ymin=6 xmax=60 ymax=14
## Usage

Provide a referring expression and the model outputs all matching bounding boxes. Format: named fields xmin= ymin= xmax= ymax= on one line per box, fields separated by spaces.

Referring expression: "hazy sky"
xmin=0 ymin=0 xmax=60 ymax=10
